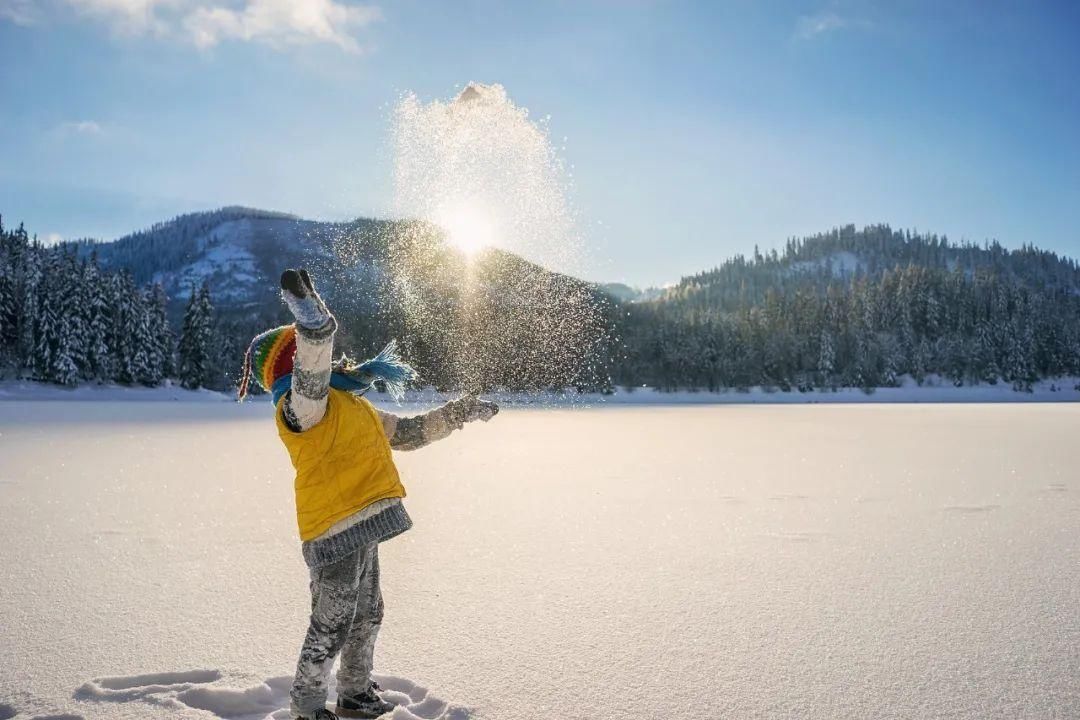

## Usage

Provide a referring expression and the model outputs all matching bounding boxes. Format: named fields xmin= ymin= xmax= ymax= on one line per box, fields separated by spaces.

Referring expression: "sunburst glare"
xmin=435 ymin=201 xmax=497 ymax=256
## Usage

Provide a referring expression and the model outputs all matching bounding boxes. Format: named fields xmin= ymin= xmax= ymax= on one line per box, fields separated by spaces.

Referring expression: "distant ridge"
xmin=618 ymin=223 xmax=1080 ymax=392
xmin=11 ymin=207 xmax=1080 ymax=394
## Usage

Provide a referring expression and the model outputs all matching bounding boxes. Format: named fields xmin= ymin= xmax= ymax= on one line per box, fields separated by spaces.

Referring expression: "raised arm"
xmin=377 ymin=396 xmax=499 ymax=451
xmin=280 ymin=269 xmax=336 ymax=433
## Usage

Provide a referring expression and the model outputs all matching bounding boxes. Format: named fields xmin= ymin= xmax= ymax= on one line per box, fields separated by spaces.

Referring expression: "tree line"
xmin=614 ymin=225 xmax=1080 ymax=392
xmin=5 ymin=216 xmax=1079 ymax=395
xmin=0 ymin=217 xmax=230 ymax=390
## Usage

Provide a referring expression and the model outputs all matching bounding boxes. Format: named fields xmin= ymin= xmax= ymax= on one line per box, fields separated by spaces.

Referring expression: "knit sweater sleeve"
xmin=375 ymin=397 xmax=475 ymax=451
xmin=282 ymin=317 xmax=338 ymax=432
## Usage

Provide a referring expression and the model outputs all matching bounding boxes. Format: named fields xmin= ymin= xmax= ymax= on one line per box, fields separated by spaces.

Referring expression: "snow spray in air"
xmin=382 ymin=83 xmax=613 ymax=395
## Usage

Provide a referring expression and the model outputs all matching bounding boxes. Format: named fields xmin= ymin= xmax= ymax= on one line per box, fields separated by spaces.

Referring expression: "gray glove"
xmin=465 ymin=398 xmax=499 ymax=422
xmin=445 ymin=395 xmax=499 ymax=427
xmin=280 ymin=268 xmax=332 ymax=330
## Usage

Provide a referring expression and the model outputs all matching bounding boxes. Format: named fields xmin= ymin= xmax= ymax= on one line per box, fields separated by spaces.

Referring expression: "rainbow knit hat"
xmin=237 ymin=324 xmax=418 ymax=404
xmin=238 ymin=324 xmax=297 ymax=402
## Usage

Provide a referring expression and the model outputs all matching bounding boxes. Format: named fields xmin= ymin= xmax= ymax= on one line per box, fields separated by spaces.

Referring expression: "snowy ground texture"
xmin=2 ymin=374 xmax=1080 ymax=405
xmin=0 ymin=381 xmax=232 ymax=403
xmin=1 ymin=400 xmax=1079 ymax=719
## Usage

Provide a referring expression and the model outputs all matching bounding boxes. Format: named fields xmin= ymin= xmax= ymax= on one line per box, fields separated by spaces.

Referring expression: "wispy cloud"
xmin=184 ymin=0 xmax=380 ymax=53
xmin=65 ymin=0 xmax=176 ymax=35
xmin=796 ymin=10 xmax=872 ymax=40
xmin=56 ymin=120 xmax=105 ymax=137
xmin=0 ymin=0 xmax=39 ymax=26
xmin=3 ymin=0 xmax=381 ymax=52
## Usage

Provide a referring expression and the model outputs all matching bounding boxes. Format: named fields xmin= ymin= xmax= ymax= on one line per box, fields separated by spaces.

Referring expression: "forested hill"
xmin=661 ymin=224 xmax=1080 ymax=310
xmin=614 ymin=224 xmax=1080 ymax=392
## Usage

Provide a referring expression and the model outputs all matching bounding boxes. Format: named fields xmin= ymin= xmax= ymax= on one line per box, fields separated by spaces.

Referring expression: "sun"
xmin=435 ymin=202 xmax=497 ymax=256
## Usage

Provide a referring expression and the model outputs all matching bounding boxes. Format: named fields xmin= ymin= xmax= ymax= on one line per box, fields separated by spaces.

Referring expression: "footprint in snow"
xmin=75 ymin=669 xmax=471 ymax=719
xmin=75 ymin=669 xmax=223 ymax=704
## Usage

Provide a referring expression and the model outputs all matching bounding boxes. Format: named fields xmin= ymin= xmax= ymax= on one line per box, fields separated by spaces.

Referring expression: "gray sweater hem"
xmin=301 ymin=502 xmax=413 ymax=568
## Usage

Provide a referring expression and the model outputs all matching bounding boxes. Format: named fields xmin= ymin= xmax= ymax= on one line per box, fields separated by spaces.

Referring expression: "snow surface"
xmin=594 ymin=375 xmax=1080 ymax=404
xmin=3 ymin=374 xmax=1079 ymax=406
xmin=1 ymin=402 xmax=1079 ymax=719
xmin=0 ymin=381 xmax=232 ymax=403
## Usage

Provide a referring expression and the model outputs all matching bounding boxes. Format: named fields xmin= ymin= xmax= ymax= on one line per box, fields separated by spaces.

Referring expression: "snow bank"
xmin=592 ymin=375 xmax=1080 ymax=405
xmin=3 ymin=374 xmax=1078 ymax=408
xmin=0 ymin=380 xmax=231 ymax=402
xmin=364 ymin=374 xmax=1080 ymax=410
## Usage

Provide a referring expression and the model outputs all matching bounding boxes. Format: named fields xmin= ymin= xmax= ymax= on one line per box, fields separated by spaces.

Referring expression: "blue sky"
xmin=1 ymin=0 xmax=1078 ymax=286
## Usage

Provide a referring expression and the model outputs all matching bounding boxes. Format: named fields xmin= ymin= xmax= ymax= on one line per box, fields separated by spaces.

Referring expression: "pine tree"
xmin=1005 ymin=315 xmax=1037 ymax=392
xmin=209 ymin=316 xmax=246 ymax=393
xmin=34 ymin=274 xmax=57 ymax=381
xmin=18 ymin=231 xmax=41 ymax=374
xmin=879 ymin=332 xmax=901 ymax=387
xmin=817 ymin=329 xmax=835 ymax=389
xmin=197 ymin=281 xmax=217 ymax=388
xmin=147 ymin=283 xmax=175 ymax=380
xmin=53 ymin=251 xmax=87 ymax=385
xmin=130 ymin=287 xmax=157 ymax=385
xmin=108 ymin=271 xmax=139 ymax=384
xmin=178 ymin=286 xmax=202 ymax=389
xmin=178 ymin=281 xmax=213 ymax=389
xmin=82 ymin=254 xmax=113 ymax=381
xmin=972 ymin=321 xmax=1000 ymax=384
xmin=0 ymin=245 xmax=15 ymax=371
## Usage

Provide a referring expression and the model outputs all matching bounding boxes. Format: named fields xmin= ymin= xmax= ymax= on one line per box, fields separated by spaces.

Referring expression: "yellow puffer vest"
xmin=276 ymin=388 xmax=406 ymax=541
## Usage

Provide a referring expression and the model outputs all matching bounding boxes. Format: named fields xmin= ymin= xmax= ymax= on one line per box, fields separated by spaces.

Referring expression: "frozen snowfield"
xmin=1 ymin=400 xmax=1079 ymax=719
xmin=3 ymin=375 xmax=1080 ymax=405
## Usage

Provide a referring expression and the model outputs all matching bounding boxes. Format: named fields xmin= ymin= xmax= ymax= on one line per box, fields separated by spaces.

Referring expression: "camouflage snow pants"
xmin=290 ymin=542 xmax=384 ymax=718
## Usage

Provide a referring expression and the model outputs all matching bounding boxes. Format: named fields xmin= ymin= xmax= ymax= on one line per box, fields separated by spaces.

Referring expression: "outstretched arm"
xmin=377 ymin=396 xmax=499 ymax=451
xmin=280 ymin=269 xmax=336 ymax=433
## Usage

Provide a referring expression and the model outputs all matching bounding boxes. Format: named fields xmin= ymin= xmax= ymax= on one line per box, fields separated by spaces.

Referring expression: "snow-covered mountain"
xmin=148 ymin=217 xmax=266 ymax=303
xmin=77 ymin=207 xmax=386 ymax=314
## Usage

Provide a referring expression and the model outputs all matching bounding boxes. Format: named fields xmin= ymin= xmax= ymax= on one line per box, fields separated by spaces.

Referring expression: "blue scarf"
xmin=271 ymin=339 xmax=418 ymax=406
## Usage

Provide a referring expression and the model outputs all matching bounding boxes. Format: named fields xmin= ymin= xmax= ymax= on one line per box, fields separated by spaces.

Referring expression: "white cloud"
xmin=57 ymin=120 xmax=105 ymax=136
xmin=0 ymin=0 xmax=40 ymax=25
xmin=796 ymin=10 xmax=872 ymax=39
xmin=40 ymin=0 xmax=380 ymax=51
xmin=65 ymin=0 xmax=177 ymax=35
xmin=44 ymin=233 xmax=65 ymax=245
xmin=185 ymin=0 xmax=380 ymax=52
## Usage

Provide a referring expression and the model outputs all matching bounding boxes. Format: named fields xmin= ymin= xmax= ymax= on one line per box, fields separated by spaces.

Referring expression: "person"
xmin=238 ymin=268 xmax=499 ymax=720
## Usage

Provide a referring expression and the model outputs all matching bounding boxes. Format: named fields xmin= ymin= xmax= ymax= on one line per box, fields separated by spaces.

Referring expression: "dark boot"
xmin=296 ymin=709 xmax=339 ymax=720
xmin=335 ymin=682 xmax=396 ymax=719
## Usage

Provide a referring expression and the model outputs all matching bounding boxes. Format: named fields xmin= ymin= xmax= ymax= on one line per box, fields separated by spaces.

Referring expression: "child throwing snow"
xmin=238 ymin=268 xmax=499 ymax=720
